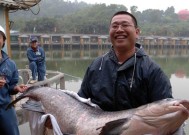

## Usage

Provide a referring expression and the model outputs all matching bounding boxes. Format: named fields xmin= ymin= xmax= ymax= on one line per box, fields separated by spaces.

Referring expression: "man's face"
xmin=0 ymin=34 xmax=4 ymax=49
xmin=31 ymin=41 xmax=37 ymax=48
xmin=109 ymin=14 xmax=140 ymax=51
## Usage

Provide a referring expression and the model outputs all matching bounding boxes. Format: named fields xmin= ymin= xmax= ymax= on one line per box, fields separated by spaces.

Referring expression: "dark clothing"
xmin=0 ymin=51 xmax=20 ymax=135
xmin=27 ymin=46 xmax=46 ymax=81
xmin=0 ymin=51 xmax=19 ymax=106
xmin=78 ymin=43 xmax=173 ymax=111
xmin=0 ymin=106 xmax=19 ymax=135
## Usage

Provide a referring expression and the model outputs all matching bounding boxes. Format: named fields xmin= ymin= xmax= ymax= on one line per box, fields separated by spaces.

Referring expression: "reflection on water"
xmin=65 ymin=79 xmax=82 ymax=92
xmin=12 ymin=44 xmax=189 ymax=60
xmin=12 ymin=47 xmax=189 ymax=134
xmin=171 ymin=74 xmax=189 ymax=99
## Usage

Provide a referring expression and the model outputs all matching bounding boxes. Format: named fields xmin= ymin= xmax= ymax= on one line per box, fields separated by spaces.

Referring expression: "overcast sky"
xmin=71 ymin=0 xmax=188 ymax=13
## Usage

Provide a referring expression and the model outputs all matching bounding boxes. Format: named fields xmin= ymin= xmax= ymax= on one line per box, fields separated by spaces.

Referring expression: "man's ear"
xmin=135 ymin=28 xmax=140 ymax=38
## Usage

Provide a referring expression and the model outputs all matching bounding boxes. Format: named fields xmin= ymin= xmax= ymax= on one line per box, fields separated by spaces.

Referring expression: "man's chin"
xmin=115 ymin=42 xmax=127 ymax=48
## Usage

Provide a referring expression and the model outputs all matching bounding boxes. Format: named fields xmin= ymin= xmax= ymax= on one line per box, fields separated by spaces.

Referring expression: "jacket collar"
xmin=108 ymin=43 xmax=146 ymax=63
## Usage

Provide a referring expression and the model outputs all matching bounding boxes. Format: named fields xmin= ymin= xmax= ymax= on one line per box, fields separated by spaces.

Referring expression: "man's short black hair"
xmin=110 ymin=11 xmax=138 ymax=27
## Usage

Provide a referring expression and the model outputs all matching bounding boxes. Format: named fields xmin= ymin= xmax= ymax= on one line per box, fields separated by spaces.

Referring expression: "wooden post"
xmin=60 ymin=76 xmax=65 ymax=89
xmin=0 ymin=6 xmax=11 ymax=57
xmin=5 ymin=8 xmax=12 ymax=58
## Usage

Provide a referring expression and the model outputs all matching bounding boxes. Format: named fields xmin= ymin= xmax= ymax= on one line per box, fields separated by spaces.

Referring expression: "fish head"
xmin=132 ymin=98 xmax=189 ymax=134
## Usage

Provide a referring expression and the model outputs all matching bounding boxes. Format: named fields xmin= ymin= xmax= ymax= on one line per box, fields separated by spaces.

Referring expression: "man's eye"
xmin=122 ymin=24 xmax=128 ymax=27
xmin=112 ymin=25 xmax=118 ymax=29
xmin=122 ymin=24 xmax=131 ymax=28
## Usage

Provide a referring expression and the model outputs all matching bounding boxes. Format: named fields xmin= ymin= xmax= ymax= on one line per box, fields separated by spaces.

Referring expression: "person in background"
xmin=0 ymin=25 xmax=28 ymax=135
xmin=27 ymin=36 xmax=46 ymax=84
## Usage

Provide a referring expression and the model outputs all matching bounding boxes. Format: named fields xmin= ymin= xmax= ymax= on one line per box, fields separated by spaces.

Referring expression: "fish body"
xmin=7 ymin=87 xmax=189 ymax=135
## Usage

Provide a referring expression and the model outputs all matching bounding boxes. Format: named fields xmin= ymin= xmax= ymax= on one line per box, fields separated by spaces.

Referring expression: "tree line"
xmin=9 ymin=0 xmax=189 ymax=37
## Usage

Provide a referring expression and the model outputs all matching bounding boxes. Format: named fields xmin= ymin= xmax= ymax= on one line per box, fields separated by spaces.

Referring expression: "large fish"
xmin=7 ymin=86 xmax=189 ymax=135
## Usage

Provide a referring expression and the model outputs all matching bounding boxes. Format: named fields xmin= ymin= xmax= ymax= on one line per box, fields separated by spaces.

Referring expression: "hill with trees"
xmin=9 ymin=0 xmax=189 ymax=37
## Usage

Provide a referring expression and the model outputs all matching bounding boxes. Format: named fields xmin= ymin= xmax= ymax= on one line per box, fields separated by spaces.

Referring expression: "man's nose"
xmin=117 ymin=25 xmax=124 ymax=31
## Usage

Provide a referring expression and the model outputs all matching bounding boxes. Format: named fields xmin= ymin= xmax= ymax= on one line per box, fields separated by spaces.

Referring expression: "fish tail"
xmin=6 ymin=95 xmax=26 ymax=110
xmin=6 ymin=86 xmax=40 ymax=110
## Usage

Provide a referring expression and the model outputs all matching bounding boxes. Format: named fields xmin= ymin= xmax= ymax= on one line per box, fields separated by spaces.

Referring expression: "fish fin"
xmin=98 ymin=118 xmax=130 ymax=135
xmin=22 ymin=99 xmax=45 ymax=113
xmin=6 ymin=86 xmax=40 ymax=110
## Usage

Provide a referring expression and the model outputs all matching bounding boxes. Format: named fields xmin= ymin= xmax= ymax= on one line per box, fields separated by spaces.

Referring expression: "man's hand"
xmin=14 ymin=84 xmax=28 ymax=93
xmin=0 ymin=77 xmax=6 ymax=89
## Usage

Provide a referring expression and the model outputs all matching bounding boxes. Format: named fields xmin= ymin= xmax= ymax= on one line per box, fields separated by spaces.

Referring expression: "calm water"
xmin=10 ymin=47 xmax=189 ymax=134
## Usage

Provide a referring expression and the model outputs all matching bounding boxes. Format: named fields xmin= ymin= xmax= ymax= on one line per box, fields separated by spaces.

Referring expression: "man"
xmin=77 ymin=11 xmax=187 ymax=134
xmin=27 ymin=36 xmax=46 ymax=83
xmin=78 ymin=11 xmax=173 ymax=111
xmin=0 ymin=25 xmax=28 ymax=135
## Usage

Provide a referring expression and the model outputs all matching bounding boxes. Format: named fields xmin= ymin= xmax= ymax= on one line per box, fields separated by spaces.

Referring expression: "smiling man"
xmin=77 ymin=11 xmax=186 ymax=133
xmin=109 ymin=11 xmax=140 ymax=64
xmin=78 ymin=11 xmax=173 ymax=111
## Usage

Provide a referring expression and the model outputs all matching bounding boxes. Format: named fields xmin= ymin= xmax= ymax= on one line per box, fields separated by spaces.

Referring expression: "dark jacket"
xmin=0 ymin=50 xmax=20 ymax=135
xmin=78 ymin=43 xmax=173 ymax=111
xmin=27 ymin=46 xmax=46 ymax=65
xmin=27 ymin=46 xmax=46 ymax=79
xmin=0 ymin=50 xmax=19 ymax=106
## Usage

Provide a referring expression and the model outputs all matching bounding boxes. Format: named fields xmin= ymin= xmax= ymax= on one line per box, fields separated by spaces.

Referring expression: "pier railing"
xmin=15 ymin=69 xmax=65 ymax=125
xmin=18 ymin=69 xmax=65 ymax=89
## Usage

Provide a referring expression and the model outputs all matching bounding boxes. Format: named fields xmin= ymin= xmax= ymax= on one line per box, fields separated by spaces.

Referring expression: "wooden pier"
xmin=14 ymin=69 xmax=65 ymax=125
xmin=10 ymin=33 xmax=189 ymax=56
xmin=10 ymin=33 xmax=111 ymax=49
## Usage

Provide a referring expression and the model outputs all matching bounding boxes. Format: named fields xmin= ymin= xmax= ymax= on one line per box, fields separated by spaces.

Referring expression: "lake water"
xmin=10 ymin=46 xmax=189 ymax=134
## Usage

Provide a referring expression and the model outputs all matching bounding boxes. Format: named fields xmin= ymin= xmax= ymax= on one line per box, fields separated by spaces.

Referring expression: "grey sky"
xmin=71 ymin=0 xmax=188 ymax=12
